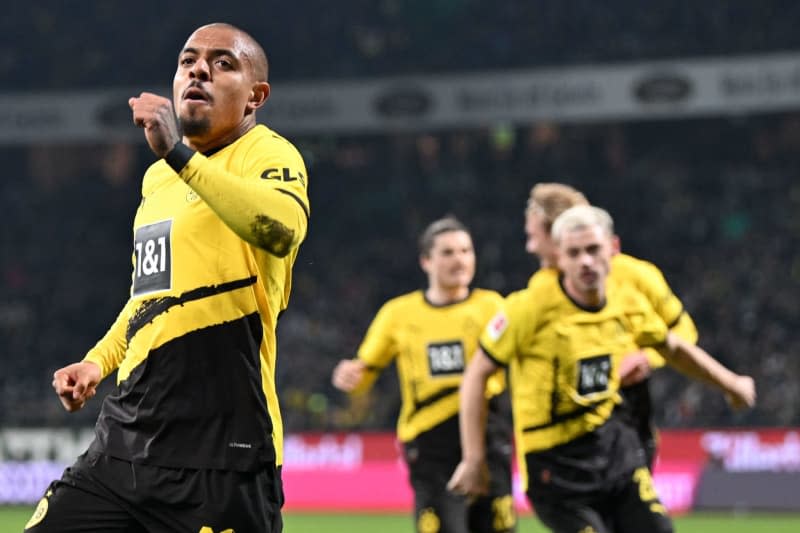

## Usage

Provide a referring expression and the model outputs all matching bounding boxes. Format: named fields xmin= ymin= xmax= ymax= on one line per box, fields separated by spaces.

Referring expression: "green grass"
xmin=4 ymin=506 xmax=800 ymax=532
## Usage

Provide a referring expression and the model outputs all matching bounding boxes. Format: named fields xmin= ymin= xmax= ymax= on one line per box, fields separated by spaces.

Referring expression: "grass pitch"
xmin=3 ymin=506 xmax=800 ymax=531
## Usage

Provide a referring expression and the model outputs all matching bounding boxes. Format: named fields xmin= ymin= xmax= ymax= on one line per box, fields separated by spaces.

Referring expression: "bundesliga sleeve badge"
xmin=486 ymin=311 xmax=509 ymax=342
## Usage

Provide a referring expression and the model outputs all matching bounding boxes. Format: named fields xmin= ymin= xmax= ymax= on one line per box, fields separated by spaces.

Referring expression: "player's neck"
xmin=539 ymin=253 xmax=558 ymax=270
xmin=184 ymin=119 xmax=256 ymax=154
xmin=563 ymin=278 xmax=605 ymax=308
xmin=426 ymin=285 xmax=469 ymax=306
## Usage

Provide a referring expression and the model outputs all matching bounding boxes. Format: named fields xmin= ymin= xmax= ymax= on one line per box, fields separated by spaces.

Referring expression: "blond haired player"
xmin=449 ymin=205 xmax=755 ymax=533
xmin=525 ymin=182 xmax=698 ymax=468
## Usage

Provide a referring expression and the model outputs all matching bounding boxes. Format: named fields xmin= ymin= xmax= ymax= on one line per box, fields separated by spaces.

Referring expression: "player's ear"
xmin=419 ymin=254 xmax=431 ymax=274
xmin=247 ymin=81 xmax=270 ymax=112
xmin=612 ymin=234 xmax=621 ymax=255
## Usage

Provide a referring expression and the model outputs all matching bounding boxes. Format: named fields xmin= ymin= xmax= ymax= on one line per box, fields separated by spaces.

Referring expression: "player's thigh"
xmin=413 ymin=488 xmax=469 ymax=533
xmin=147 ymin=463 xmax=285 ymax=533
xmin=468 ymin=456 xmax=516 ymax=532
xmin=611 ymin=467 xmax=673 ymax=533
xmin=211 ymin=467 xmax=284 ymax=533
xmin=24 ymin=479 xmax=142 ymax=533
xmin=531 ymin=498 xmax=610 ymax=533
xmin=468 ymin=492 xmax=516 ymax=533
xmin=407 ymin=456 xmax=468 ymax=533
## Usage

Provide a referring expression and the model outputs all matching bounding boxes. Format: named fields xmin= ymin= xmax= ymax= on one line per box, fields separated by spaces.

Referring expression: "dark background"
xmin=2 ymin=1 xmax=798 ymax=432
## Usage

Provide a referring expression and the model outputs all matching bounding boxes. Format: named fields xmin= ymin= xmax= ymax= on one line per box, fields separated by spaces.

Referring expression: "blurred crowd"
xmin=2 ymin=1 xmax=799 ymax=433
xmin=6 ymin=1 xmax=800 ymax=89
xmin=1 ymin=114 xmax=799 ymax=431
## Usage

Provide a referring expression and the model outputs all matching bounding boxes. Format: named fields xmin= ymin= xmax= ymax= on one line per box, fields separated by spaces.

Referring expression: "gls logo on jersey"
xmin=261 ymin=167 xmax=306 ymax=187
xmin=577 ymin=354 xmax=611 ymax=396
xmin=427 ymin=341 xmax=465 ymax=376
xmin=132 ymin=220 xmax=172 ymax=296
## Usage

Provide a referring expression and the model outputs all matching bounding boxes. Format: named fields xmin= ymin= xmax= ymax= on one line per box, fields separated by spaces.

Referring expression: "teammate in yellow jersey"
xmin=333 ymin=216 xmax=517 ymax=533
xmin=448 ymin=205 xmax=755 ymax=533
xmin=32 ymin=23 xmax=308 ymax=533
xmin=524 ymin=182 xmax=698 ymax=469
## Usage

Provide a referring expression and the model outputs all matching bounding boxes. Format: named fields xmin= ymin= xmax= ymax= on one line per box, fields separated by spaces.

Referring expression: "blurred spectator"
xmin=3 ymin=113 xmax=798 ymax=431
xmin=3 ymin=1 xmax=800 ymax=432
xmin=7 ymin=1 xmax=800 ymax=89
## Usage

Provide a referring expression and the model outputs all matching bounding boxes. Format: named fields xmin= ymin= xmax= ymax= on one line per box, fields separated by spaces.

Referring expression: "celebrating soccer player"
xmin=524 ymin=182 xmax=699 ymax=469
xmin=333 ymin=216 xmax=517 ymax=533
xmin=31 ymin=22 xmax=308 ymax=533
xmin=448 ymin=205 xmax=755 ymax=533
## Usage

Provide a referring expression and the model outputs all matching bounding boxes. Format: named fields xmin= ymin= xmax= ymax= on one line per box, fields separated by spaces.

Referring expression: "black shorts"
xmin=524 ymin=417 xmax=671 ymax=533
xmin=24 ymin=451 xmax=284 ymax=533
xmin=620 ymin=378 xmax=657 ymax=469
xmin=531 ymin=466 xmax=673 ymax=533
xmin=404 ymin=415 xmax=516 ymax=533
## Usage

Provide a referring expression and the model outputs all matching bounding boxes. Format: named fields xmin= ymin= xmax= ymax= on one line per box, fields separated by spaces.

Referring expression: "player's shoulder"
xmin=612 ymin=252 xmax=662 ymax=273
xmin=141 ymin=160 xmax=174 ymax=195
xmin=611 ymin=252 xmax=665 ymax=282
xmin=527 ymin=267 xmax=560 ymax=290
xmin=610 ymin=279 xmax=656 ymax=313
xmin=247 ymin=124 xmax=302 ymax=152
xmin=380 ymin=290 xmax=425 ymax=313
xmin=504 ymin=282 xmax=548 ymax=315
xmin=524 ymin=268 xmax=562 ymax=304
xmin=470 ymin=287 xmax=504 ymax=304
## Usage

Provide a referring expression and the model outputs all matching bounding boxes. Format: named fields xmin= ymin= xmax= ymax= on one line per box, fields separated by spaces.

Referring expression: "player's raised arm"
xmin=658 ymin=333 xmax=756 ymax=409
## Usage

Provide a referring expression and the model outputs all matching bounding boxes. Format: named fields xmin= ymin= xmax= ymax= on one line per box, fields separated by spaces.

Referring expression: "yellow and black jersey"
xmin=83 ymin=125 xmax=309 ymax=471
xmin=353 ymin=289 xmax=504 ymax=443
xmin=527 ymin=253 xmax=697 ymax=369
xmin=609 ymin=253 xmax=697 ymax=368
xmin=483 ymin=269 xmax=667 ymax=458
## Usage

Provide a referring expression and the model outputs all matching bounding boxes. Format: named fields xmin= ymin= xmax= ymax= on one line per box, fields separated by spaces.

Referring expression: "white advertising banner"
xmin=1 ymin=52 xmax=800 ymax=143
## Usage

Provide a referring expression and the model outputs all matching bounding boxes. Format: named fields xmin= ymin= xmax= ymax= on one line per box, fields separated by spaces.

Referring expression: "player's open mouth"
xmin=183 ymin=87 xmax=211 ymax=102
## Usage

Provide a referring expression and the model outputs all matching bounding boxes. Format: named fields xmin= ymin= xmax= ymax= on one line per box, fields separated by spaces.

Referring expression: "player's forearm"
xmin=167 ymin=145 xmax=308 ymax=257
xmin=350 ymin=364 xmax=379 ymax=396
xmin=83 ymin=301 xmax=131 ymax=379
xmin=646 ymin=311 xmax=698 ymax=370
xmin=459 ymin=355 xmax=493 ymax=463
xmin=660 ymin=333 xmax=739 ymax=393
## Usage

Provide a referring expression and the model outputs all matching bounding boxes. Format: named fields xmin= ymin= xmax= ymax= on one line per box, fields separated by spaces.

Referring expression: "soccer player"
xmin=448 ymin=205 xmax=755 ymax=533
xmin=524 ymin=182 xmax=699 ymax=468
xmin=28 ymin=23 xmax=308 ymax=532
xmin=332 ymin=216 xmax=517 ymax=533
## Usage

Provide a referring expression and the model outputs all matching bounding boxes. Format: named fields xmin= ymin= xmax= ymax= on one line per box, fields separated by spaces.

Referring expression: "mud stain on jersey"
xmin=250 ymin=214 xmax=294 ymax=257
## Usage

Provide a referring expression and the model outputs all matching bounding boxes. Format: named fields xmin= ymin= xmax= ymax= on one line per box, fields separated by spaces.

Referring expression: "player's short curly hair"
xmin=526 ymin=183 xmax=589 ymax=229
xmin=418 ymin=216 xmax=470 ymax=257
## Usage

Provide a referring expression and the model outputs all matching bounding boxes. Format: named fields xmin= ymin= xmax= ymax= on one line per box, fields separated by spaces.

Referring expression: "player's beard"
xmin=179 ymin=116 xmax=211 ymax=137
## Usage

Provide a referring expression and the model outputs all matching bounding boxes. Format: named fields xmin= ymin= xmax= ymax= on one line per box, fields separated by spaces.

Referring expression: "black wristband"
xmin=164 ymin=142 xmax=195 ymax=173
